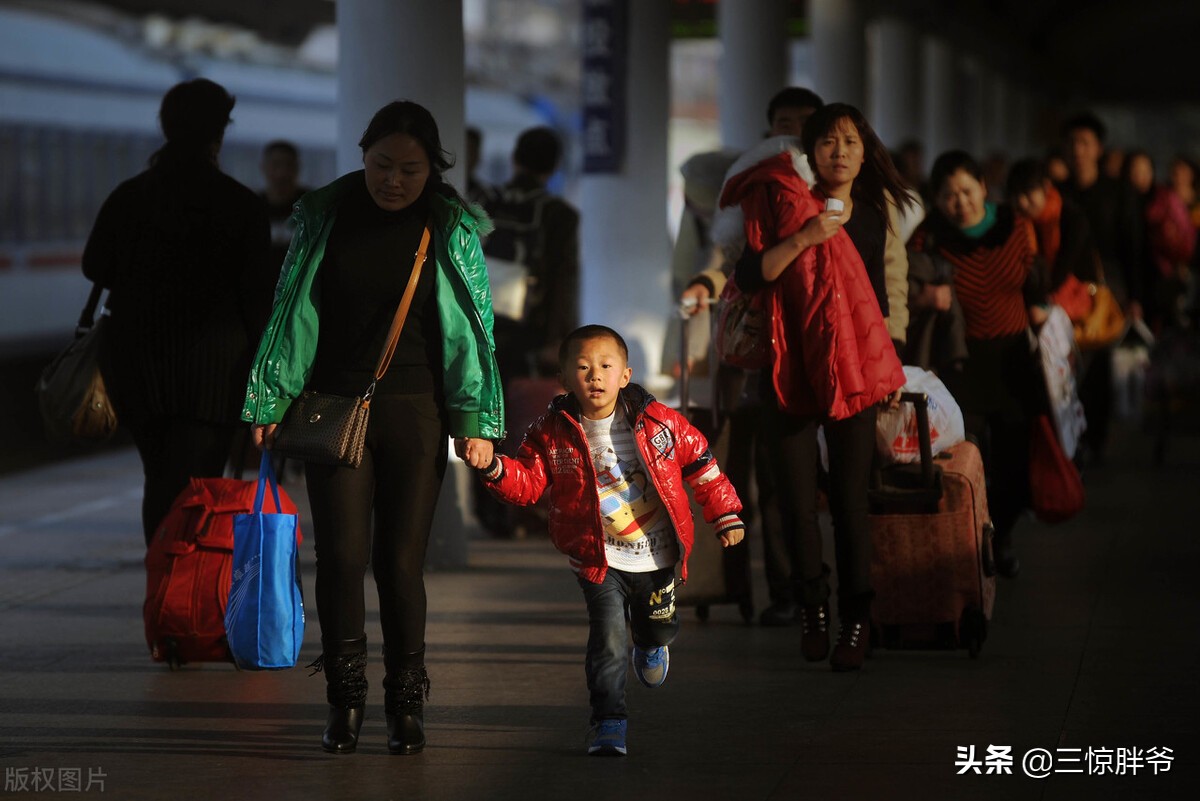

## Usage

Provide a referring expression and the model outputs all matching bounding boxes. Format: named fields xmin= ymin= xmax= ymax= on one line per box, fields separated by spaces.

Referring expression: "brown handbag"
xmin=272 ymin=225 xmax=431 ymax=468
xmin=1070 ymin=256 xmax=1126 ymax=350
xmin=36 ymin=283 xmax=119 ymax=442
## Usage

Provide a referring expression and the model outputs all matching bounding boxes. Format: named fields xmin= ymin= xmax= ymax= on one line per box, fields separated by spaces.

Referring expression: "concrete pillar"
xmin=980 ymin=70 xmax=1008 ymax=158
xmin=866 ymin=15 xmax=921 ymax=150
xmin=921 ymin=36 xmax=957 ymax=165
xmin=809 ymin=0 xmax=866 ymax=109
xmin=717 ymin=0 xmax=789 ymax=150
xmin=579 ymin=0 xmax=671 ymax=386
xmin=1008 ymin=86 xmax=1033 ymax=158
xmin=958 ymin=56 xmax=985 ymax=158
xmin=336 ymin=0 xmax=466 ymax=190
xmin=336 ymin=0 xmax=472 ymax=566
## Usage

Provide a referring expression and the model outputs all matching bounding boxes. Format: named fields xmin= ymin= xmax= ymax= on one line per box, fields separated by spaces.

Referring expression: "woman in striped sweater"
xmin=909 ymin=151 xmax=1049 ymax=578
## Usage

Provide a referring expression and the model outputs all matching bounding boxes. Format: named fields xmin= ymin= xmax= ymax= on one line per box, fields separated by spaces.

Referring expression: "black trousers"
xmin=720 ymin=408 xmax=786 ymax=605
xmin=763 ymin=402 xmax=878 ymax=607
xmin=305 ymin=393 xmax=448 ymax=656
xmin=126 ymin=416 xmax=237 ymax=546
xmin=962 ymin=409 xmax=1031 ymax=542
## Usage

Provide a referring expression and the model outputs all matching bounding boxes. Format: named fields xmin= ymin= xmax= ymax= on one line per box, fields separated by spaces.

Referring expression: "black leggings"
xmin=305 ymin=393 xmax=448 ymax=655
xmin=126 ymin=416 xmax=237 ymax=546
xmin=763 ymin=403 xmax=878 ymax=606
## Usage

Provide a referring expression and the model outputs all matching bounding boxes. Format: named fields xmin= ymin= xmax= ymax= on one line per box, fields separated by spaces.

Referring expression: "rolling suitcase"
xmin=868 ymin=393 xmax=996 ymax=657
xmin=144 ymin=470 xmax=302 ymax=669
xmin=672 ymin=305 xmax=755 ymax=623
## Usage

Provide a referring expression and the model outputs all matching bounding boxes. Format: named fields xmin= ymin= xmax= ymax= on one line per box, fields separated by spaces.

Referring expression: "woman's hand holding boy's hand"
xmin=455 ymin=437 xmax=494 ymax=469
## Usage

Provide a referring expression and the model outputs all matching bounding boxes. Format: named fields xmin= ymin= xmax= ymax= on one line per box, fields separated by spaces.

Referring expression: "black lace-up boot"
xmin=309 ymin=636 xmax=368 ymax=753
xmin=830 ymin=593 xmax=874 ymax=672
xmin=384 ymin=646 xmax=430 ymax=755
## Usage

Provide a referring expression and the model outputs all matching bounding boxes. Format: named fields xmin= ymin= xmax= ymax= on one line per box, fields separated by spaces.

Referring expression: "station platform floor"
xmin=0 ymin=421 xmax=1196 ymax=800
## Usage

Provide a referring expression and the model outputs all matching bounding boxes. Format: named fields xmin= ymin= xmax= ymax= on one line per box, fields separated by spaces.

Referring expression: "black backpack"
xmin=483 ymin=185 xmax=552 ymax=269
xmin=482 ymin=185 xmax=553 ymax=321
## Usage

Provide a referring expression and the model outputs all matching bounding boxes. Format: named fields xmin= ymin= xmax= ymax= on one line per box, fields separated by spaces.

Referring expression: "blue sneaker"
xmin=587 ymin=719 xmax=627 ymax=756
xmin=632 ymin=645 xmax=669 ymax=688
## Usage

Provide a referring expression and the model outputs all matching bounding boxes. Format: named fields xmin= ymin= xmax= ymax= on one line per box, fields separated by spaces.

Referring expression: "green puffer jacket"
xmin=241 ymin=172 xmax=505 ymax=440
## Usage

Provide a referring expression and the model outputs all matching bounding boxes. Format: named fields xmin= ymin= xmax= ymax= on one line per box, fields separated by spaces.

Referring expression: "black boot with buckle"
xmin=384 ymin=645 xmax=430 ymax=755
xmin=310 ymin=636 xmax=368 ymax=754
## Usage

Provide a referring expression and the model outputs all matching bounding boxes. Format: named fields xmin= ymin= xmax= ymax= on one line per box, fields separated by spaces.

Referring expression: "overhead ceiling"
xmin=71 ymin=0 xmax=1200 ymax=105
xmin=889 ymin=0 xmax=1197 ymax=105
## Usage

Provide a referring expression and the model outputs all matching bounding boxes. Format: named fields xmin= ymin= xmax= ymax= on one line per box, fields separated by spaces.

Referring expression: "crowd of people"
xmin=79 ymin=75 xmax=1195 ymax=761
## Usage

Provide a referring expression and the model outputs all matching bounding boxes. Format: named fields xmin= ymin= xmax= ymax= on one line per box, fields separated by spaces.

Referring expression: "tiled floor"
xmin=0 ymin=421 xmax=1196 ymax=800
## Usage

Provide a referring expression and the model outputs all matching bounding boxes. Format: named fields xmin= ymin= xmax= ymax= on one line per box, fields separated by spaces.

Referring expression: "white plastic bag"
xmin=1038 ymin=305 xmax=1087 ymax=459
xmin=875 ymin=366 xmax=966 ymax=465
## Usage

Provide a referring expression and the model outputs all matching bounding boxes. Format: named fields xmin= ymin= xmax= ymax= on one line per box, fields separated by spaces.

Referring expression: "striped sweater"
xmin=911 ymin=206 xmax=1041 ymax=340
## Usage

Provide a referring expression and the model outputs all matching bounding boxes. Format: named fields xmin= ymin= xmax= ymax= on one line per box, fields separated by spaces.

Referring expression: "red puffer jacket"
xmin=484 ymin=384 xmax=742 ymax=584
xmin=720 ymin=151 xmax=904 ymax=419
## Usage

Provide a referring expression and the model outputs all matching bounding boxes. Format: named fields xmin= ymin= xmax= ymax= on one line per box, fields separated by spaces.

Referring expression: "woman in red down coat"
xmin=720 ymin=103 xmax=913 ymax=672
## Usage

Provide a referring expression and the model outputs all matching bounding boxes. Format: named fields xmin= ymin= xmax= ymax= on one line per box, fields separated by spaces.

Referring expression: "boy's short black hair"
xmin=558 ymin=325 xmax=629 ymax=368
xmin=766 ymin=87 xmax=824 ymax=125
xmin=1061 ymin=112 xmax=1107 ymax=144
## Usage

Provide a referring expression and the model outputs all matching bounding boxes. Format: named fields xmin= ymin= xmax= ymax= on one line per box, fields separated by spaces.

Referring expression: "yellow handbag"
xmin=1073 ymin=281 xmax=1126 ymax=350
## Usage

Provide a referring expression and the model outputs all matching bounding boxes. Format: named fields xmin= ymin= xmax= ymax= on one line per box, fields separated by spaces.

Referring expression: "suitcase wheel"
xmin=695 ymin=604 xmax=710 ymax=622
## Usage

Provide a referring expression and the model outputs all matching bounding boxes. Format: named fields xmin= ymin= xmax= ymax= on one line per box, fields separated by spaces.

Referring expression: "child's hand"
xmin=454 ymin=437 xmax=494 ymax=469
xmin=718 ymin=526 xmax=745 ymax=548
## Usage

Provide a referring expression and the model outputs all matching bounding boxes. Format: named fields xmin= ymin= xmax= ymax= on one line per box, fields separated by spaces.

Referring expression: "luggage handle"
xmin=897 ymin=391 xmax=935 ymax=490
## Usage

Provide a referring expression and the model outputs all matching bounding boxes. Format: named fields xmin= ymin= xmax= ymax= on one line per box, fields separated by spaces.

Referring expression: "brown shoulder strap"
xmin=372 ymin=224 xmax=433 ymax=382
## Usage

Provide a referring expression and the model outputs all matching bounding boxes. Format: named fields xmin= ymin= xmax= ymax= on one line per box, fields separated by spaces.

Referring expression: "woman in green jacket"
xmin=244 ymin=100 xmax=504 ymax=756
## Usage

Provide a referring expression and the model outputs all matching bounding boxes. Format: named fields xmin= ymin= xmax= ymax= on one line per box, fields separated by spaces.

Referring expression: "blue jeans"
xmin=576 ymin=566 xmax=679 ymax=722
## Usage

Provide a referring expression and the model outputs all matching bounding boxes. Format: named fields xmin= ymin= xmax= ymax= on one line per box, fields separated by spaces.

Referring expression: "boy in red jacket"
xmin=464 ymin=324 xmax=744 ymax=757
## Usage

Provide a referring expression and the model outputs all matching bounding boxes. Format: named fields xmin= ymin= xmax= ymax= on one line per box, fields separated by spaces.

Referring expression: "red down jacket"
xmin=720 ymin=151 xmax=904 ymax=420
xmin=484 ymin=384 xmax=742 ymax=584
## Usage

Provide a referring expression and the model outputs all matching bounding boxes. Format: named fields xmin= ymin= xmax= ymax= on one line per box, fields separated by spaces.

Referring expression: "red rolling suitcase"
xmin=672 ymin=308 xmax=755 ymax=623
xmin=144 ymin=473 xmax=301 ymax=668
xmin=868 ymin=393 xmax=996 ymax=657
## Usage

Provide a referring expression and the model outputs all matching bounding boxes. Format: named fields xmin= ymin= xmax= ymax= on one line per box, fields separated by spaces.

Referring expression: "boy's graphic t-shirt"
xmin=580 ymin=412 xmax=680 ymax=572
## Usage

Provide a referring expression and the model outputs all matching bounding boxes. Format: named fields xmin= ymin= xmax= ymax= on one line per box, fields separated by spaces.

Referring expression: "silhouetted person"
xmin=1059 ymin=112 xmax=1140 ymax=464
xmin=82 ymin=78 xmax=273 ymax=546
xmin=465 ymin=125 xmax=496 ymax=207
xmin=260 ymin=140 xmax=310 ymax=271
xmin=483 ymin=125 xmax=580 ymax=376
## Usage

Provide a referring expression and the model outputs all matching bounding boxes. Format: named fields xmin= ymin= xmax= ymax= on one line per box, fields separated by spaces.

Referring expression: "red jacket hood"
xmin=722 ymin=152 xmax=904 ymax=419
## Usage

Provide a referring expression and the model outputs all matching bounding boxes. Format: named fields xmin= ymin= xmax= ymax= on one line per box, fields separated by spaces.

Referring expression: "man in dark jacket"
xmin=82 ymin=78 xmax=273 ymax=545
xmin=483 ymin=126 xmax=580 ymax=377
xmin=1058 ymin=112 xmax=1139 ymax=465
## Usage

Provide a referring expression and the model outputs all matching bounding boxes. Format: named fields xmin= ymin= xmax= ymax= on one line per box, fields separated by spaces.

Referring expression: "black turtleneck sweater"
xmin=309 ymin=176 xmax=441 ymax=397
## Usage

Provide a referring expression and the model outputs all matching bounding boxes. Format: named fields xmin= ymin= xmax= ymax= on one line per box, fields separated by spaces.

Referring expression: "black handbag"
xmin=35 ymin=283 xmax=119 ymax=442
xmin=272 ymin=226 xmax=431 ymax=468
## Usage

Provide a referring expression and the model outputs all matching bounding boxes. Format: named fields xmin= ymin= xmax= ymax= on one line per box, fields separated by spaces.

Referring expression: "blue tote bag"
xmin=225 ymin=453 xmax=305 ymax=670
